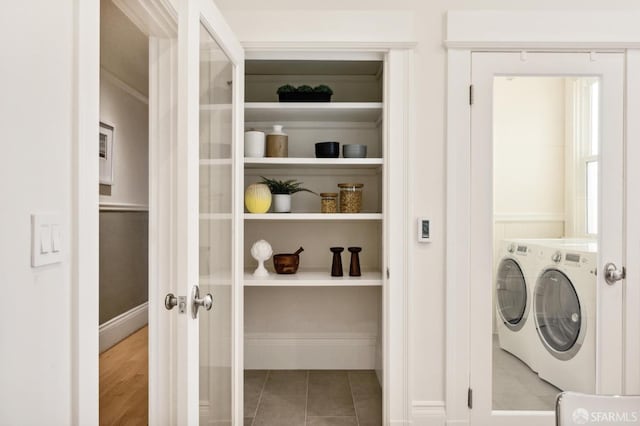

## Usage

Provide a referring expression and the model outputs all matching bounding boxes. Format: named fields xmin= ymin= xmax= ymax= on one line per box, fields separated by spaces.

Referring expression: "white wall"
xmin=214 ymin=0 xmax=640 ymax=416
xmin=99 ymin=73 xmax=149 ymax=206
xmin=0 ymin=1 xmax=74 ymax=423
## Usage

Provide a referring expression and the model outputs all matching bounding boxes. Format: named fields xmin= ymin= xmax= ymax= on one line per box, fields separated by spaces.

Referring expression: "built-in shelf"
xmin=200 ymin=159 xmax=232 ymax=166
xmin=244 ymin=213 xmax=382 ymax=221
xmin=244 ymin=270 xmax=382 ymax=287
xmin=200 ymin=213 xmax=233 ymax=220
xmin=244 ymin=102 xmax=383 ymax=123
xmin=200 ymin=104 xmax=232 ymax=111
xmin=244 ymin=157 xmax=383 ymax=169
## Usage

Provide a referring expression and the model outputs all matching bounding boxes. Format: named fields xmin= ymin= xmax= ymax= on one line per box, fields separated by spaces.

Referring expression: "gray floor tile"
xmin=492 ymin=337 xmax=560 ymax=411
xmin=263 ymin=370 xmax=308 ymax=396
xmin=253 ymin=392 xmax=306 ymax=426
xmin=306 ymin=416 xmax=358 ymax=426
xmin=307 ymin=371 xmax=355 ymax=417
xmin=353 ymin=393 xmax=382 ymax=426
xmin=245 ymin=370 xmax=268 ymax=417
xmin=348 ymin=371 xmax=381 ymax=399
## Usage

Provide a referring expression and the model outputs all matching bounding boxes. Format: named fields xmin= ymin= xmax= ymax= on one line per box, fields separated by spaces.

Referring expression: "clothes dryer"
xmin=533 ymin=240 xmax=597 ymax=393
xmin=495 ymin=239 xmax=542 ymax=371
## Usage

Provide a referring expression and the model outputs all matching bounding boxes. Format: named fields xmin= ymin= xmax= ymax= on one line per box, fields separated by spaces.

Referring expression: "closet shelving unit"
xmin=242 ymin=58 xmax=385 ymax=372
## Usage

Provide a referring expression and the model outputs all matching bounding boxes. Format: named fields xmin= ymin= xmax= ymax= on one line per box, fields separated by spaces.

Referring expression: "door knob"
xmin=191 ymin=285 xmax=213 ymax=319
xmin=165 ymin=293 xmax=177 ymax=310
xmin=604 ymin=263 xmax=625 ymax=285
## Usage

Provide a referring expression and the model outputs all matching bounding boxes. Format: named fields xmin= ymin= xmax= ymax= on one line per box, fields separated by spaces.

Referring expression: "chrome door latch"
xmin=191 ymin=285 xmax=213 ymax=319
xmin=165 ymin=293 xmax=187 ymax=314
xmin=604 ymin=263 xmax=625 ymax=286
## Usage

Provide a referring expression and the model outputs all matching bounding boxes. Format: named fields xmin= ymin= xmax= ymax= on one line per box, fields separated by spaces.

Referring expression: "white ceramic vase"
xmin=244 ymin=130 xmax=265 ymax=158
xmin=272 ymin=194 xmax=291 ymax=213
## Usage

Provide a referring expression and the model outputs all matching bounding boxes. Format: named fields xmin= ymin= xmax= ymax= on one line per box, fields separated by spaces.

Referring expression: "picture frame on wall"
xmin=99 ymin=122 xmax=114 ymax=185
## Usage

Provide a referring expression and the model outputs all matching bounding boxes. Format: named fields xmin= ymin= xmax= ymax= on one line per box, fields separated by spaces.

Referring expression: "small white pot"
xmin=272 ymin=194 xmax=291 ymax=213
xmin=244 ymin=130 xmax=265 ymax=158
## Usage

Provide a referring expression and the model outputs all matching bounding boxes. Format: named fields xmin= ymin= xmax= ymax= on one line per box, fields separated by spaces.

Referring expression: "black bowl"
xmin=315 ymin=141 xmax=340 ymax=158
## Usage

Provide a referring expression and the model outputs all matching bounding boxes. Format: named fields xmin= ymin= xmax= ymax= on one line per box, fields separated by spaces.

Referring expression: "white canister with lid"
xmin=244 ymin=129 xmax=266 ymax=158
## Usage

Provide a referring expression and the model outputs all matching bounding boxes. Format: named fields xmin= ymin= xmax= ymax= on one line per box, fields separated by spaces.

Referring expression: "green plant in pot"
xmin=314 ymin=84 xmax=334 ymax=96
xmin=260 ymin=176 xmax=317 ymax=213
xmin=276 ymin=84 xmax=296 ymax=96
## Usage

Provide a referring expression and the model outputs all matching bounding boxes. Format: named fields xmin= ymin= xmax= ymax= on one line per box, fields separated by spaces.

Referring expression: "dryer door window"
xmin=535 ymin=269 xmax=583 ymax=360
xmin=496 ymin=258 xmax=528 ymax=330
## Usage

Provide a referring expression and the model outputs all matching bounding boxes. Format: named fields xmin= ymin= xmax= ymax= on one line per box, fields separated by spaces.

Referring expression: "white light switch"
xmin=32 ymin=213 xmax=63 ymax=267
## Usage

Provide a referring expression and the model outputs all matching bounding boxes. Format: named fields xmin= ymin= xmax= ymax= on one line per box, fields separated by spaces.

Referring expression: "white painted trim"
xmin=72 ymin=0 xmax=100 ymax=424
xmin=148 ymin=35 xmax=177 ymax=426
xmin=244 ymin=333 xmax=377 ymax=370
xmin=101 ymin=67 xmax=149 ymax=105
xmin=493 ymin=213 xmax=564 ymax=223
xmin=113 ymin=0 xmax=177 ymax=38
xmin=446 ymin=11 xmax=640 ymax=48
xmin=624 ymin=50 xmax=640 ymax=395
xmin=99 ymin=303 xmax=149 ymax=353
xmin=384 ymin=48 xmax=413 ymax=426
xmin=445 ymin=49 xmax=471 ymax=426
xmin=99 ymin=202 xmax=149 ymax=212
xmin=412 ymin=401 xmax=446 ymax=426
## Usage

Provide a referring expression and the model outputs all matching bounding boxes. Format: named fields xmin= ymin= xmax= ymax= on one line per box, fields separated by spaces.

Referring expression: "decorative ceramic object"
xmin=342 ymin=144 xmax=367 ymax=158
xmin=244 ymin=130 xmax=265 ymax=158
xmin=266 ymin=125 xmax=288 ymax=157
xmin=245 ymin=183 xmax=272 ymax=213
xmin=348 ymin=247 xmax=362 ymax=277
xmin=273 ymin=247 xmax=304 ymax=274
xmin=330 ymin=247 xmax=344 ymax=277
xmin=315 ymin=141 xmax=340 ymax=158
xmin=251 ymin=240 xmax=273 ymax=277
xmin=272 ymin=194 xmax=291 ymax=213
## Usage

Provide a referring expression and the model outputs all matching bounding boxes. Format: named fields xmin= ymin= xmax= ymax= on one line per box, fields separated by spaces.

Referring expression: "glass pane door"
xmin=469 ymin=52 xmax=624 ymax=425
xmin=199 ymin=23 xmax=234 ymax=425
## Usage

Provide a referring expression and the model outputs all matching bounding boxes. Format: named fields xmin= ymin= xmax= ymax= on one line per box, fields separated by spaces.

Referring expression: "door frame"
xmin=74 ymin=1 xmax=415 ymax=424
xmin=445 ymin=10 xmax=640 ymax=426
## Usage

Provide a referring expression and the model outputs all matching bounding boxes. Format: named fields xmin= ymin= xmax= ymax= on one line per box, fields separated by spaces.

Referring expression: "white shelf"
xmin=200 ymin=159 xmax=232 ymax=166
xmin=244 ymin=157 xmax=382 ymax=169
xmin=244 ymin=213 xmax=382 ymax=221
xmin=244 ymin=102 xmax=383 ymax=123
xmin=244 ymin=270 xmax=382 ymax=287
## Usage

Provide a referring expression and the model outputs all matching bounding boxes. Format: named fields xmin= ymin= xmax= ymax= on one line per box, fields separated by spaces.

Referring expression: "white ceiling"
xmin=100 ymin=0 xmax=149 ymax=96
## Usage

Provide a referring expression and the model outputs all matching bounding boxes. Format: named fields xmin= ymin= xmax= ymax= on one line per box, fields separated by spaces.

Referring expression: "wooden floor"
xmin=100 ymin=326 xmax=148 ymax=425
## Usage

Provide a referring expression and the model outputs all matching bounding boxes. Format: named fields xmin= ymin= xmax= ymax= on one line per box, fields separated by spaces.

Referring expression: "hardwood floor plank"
xmin=100 ymin=326 xmax=148 ymax=426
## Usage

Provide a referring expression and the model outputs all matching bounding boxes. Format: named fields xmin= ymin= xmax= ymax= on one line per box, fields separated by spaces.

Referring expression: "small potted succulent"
xmin=276 ymin=84 xmax=333 ymax=102
xmin=260 ymin=176 xmax=317 ymax=213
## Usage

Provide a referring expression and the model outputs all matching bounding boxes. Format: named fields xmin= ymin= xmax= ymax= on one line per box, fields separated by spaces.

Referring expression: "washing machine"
xmin=533 ymin=240 xmax=597 ymax=393
xmin=495 ymin=239 xmax=542 ymax=371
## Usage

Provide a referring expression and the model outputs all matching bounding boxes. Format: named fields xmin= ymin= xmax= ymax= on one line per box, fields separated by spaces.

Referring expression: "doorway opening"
xmin=98 ymin=0 xmax=150 ymax=423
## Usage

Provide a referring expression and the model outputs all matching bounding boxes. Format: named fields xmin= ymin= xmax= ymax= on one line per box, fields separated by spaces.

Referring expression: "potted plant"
xmin=276 ymin=84 xmax=334 ymax=102
xmin=260 ymin=176 xmax=317 ymax=213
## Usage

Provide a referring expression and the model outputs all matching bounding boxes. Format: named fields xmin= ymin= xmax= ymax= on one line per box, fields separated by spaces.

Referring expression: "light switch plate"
xmin=31 ymin=213 xmax=63 ymax=267
xmin=418 ymin=218 xmax=431 ymax=243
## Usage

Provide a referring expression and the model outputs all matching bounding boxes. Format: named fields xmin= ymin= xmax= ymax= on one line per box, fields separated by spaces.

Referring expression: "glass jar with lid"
xmin=338 ymin=183 xmax=363 ymax=213
xmin=320 ymin=192 xmax=338 ymax=213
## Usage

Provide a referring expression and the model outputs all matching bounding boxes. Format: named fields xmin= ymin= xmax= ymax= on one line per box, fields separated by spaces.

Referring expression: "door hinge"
xmin=467 ymin=388 xmax=473 ymax=409
xmin=469 ymin=85 xmax=474 ymax=105
xmin=386 ymin=268 xmax=390 ymax=279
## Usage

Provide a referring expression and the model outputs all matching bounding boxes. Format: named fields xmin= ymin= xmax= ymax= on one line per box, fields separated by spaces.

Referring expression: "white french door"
xmin=469 ymin=52 xmax=625 ymax=425
xmin=172 ymin=0 xmax=243 ymax=424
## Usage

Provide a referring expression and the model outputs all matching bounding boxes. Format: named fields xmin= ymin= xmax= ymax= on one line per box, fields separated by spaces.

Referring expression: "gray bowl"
xmin=342 ymin=144 xmax=367 ymax=158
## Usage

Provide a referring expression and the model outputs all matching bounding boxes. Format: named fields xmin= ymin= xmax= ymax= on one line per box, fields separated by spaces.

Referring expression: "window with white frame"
xmin=567 ymin=78 xmax=600 ymax=237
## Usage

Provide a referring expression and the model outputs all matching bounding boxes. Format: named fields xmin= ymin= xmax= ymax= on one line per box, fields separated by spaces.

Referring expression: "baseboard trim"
xmin=99 ymin=302 xmax=148 ymax=352
xmin=244 ymin=332 xmax=377 ymax=370
xmin=412 ymin=401 xmax=446 ymax=426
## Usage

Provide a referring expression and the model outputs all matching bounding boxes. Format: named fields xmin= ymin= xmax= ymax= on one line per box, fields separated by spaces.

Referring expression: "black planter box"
xmin=278 ymin=92 xmax=332 ymax=102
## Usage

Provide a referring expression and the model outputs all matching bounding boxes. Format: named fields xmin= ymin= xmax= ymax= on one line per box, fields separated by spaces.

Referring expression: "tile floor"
xmin=493 ymin=336 xmax=561 ymax=411
xmin=244 ymin=370 xmax=382 ymax=426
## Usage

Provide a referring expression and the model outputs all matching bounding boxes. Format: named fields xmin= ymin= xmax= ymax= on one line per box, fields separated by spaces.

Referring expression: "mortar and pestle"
xmin=273 ymin=247 xmax=304 ymax=274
